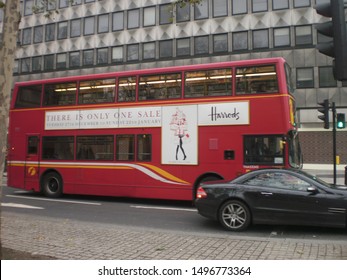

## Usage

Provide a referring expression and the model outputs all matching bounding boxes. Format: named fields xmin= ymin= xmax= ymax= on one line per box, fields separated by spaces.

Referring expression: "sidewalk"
xmin=1 ymin=211 xmax=347 ymax=260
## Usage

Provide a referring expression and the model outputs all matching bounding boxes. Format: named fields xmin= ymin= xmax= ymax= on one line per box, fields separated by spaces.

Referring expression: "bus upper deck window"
xmin=15 ymin=85 xmax=42 ymax=108
xmin=236 ymin=65 xmax=278 ymax=95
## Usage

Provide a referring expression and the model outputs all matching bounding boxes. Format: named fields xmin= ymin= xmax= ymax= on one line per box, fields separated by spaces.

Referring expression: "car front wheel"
xmin=218 ymin=200 xmax=251 ymax=231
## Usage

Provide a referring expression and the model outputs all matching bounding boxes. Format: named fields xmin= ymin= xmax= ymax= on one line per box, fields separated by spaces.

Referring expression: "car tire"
xmin=41 ymin=172 xmax=63 ymax=198
xmin=218 ymin=200 xmax=251 ymax=231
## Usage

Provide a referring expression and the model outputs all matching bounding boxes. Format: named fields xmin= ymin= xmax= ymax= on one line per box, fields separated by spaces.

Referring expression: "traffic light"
xmin=318 ymin=99 xmax=330 ymax=129
xmin=337 ymin=113 xmax=346 ymax=129
xmin=315 ymin=0 xmax=347 ymax=81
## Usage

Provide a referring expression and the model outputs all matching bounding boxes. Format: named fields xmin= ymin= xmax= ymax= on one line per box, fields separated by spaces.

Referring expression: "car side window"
xmin=244 ymin=172 xmax=311 ymax=191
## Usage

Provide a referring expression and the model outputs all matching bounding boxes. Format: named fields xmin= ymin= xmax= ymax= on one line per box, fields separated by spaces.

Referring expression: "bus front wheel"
xmin=41 ymin=172 xmax=63 ymax=198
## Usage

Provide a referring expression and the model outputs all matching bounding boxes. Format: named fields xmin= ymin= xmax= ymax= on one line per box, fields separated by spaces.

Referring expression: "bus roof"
xmin=14 ymin=57 xmax=287 ymax=86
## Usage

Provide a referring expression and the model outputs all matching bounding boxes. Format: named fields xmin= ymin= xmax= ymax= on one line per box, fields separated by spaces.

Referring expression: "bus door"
xmin=24 ymin=135 xmax=40 ymax=190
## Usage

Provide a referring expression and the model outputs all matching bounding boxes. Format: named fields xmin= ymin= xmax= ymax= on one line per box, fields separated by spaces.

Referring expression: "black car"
xmin=195 ymin=169 xmax=347 ymax=231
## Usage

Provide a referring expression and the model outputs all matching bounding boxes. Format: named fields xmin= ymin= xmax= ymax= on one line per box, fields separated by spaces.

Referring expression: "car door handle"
xmin=261 ymin=192 xmax=273 ymax=196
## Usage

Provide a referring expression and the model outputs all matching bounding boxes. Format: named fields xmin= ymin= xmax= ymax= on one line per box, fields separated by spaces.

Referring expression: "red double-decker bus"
xmin=7 ymin=57 xmax=302 ymax=200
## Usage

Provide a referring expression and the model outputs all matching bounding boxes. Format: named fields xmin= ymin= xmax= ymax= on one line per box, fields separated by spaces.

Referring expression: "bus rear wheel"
xmin=41 ymin=172 xmax=63 ymax=198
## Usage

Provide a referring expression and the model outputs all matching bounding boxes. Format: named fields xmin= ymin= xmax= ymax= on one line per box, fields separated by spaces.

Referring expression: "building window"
xmin=296 ymin=68 xmax=314 ymax=88
xmin=33 ymin=26 xmax=43 ymax=43
xmin=194 ymin=36 xmax=209 ymax=55
xmin=232 ymin=31 xmax=248 ymax=51
xmin=252 ymin=0 xmax=268 ymax=13
xmin=274 ymin=27 xmax=290 ymax=47
xmin=213 ymin=0 xmax=228 ymax=17
xmin=273 ymin=0 xmax=289 ymax=10
xmin=253 ymin=29 xmax=269 ymax=49
xmin=177 ymin=38 xmax=190 ymax=56
xmin=176 ymin=3 xmax=190 ymax=22
xmin=159 ymin=40 xmax=173 ymax=59
xmin=213 ymin=33 xmax=228 ymax=53
xmin=45 ymin=23 xmax=55 ymax=42
xmin=112 ymin=12 xmax=124 ymax=31
xmin=83 ymin=49 xmax=94 ymax=66
xmin=24 ymin=0 xmax=34 ymax=16
xmin=21 ymin=58 xmax=31 ymax=73
xmin=160 ymin=4 xmax=173 ymax=25
xmin=59 ymin=0 xmax=69 ymax=8
xmin=69 ymin=51 xmax=80 ymax=68
xmin=319 ymin=67 xmax=337 ymax=88
xmin=70 ymin=19 xmax=81 ymax=37
xmin=22 ymin=28 xmax=32 ymax=45
xmin=56 ymin=53 xmax=67 ymax=69
xmin=294 ymin=0 xmax=310 ymax=8
xmin=97 ymin=48 xmax=109 ymax=65
xmin=144 ymin=6 xmax=156 ymax=26
xmin=57 ymin=21 xmax=68 ymax=40
xmin=84 ymin=16 xmax=95 ymax=36
xmin=295 ymin=25 xmax=312 ymax=45
xmin=127 ymin=44 xmax=139 ymax=61
xmin=112 ymin=46 xmax=123 ymax=63
xmin=72 ymin=0 xmax=82 ymax=5
xmin=44 ymin=54 xmax=54 ymax=71
xmin=128 ymin=9 xmax=140 ymax=29
xmin=232 ymin=0 xmax=247 ymax=15
xmin=98 ymin=14 xmax=109 ymax=33
xmin=32 ymin=56 xmax=42 ymax=72
xmin=195 ymin=0 xmax=209 ymax=20
xmin=143 ymin=42 xmax=156 ymax=60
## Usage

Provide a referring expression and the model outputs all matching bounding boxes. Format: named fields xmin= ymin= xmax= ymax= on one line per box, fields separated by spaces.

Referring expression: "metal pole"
xmin=332 ymin=102 xmax=337 ymax=186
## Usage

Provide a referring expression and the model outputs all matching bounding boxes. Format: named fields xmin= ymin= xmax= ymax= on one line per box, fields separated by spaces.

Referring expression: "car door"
xmin=243 ymin=171 xmax=332 ymax=226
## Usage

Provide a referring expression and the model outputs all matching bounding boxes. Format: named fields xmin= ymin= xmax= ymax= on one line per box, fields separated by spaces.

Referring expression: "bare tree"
xmin=0 ymin=0 xmax=20 ymax=189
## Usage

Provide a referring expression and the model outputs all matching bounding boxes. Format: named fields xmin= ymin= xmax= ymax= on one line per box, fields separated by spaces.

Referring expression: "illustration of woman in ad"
xmin=170 ymin=108 xmax=190 ymax=160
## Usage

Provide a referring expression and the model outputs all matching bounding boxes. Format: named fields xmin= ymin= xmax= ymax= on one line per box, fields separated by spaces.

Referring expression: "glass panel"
xmin=195 ymin=0 xmax=209 ymax=19
xmin=27 ymin=136 xmax=39 ymax=155
xmin=244 ymin=135 xmax=284 ymax=165
xmin=296 ymin=68 xmax=314 ymax=88
xmin=112 ymin=12 xmax=124 ymax=31
xmin=70 ymin=19 xmax=81 ymax=37
xmin=77 ymin=135 xmax=114 ymax=160
xmin=185 ymin=68 xmax=232 ymax=97
xmin=78 ymin=79 xmax=115 ymax=104
xmin=44 ymin=83 xmax=76 ymax=106
xmin=42 ymin=136 xmax=74 ymax=160
xmin=236 ymin=65 xmax=278 ymax=94
xmin=213 ymin=0 xmax=228 ymax=17
xmin=160 ymin=4 xmax=172 ymax=24
xmin=116 ymin=135 xmax=135 ymax=161
xmin=118 ymin=76 xmax=136 ymax=102
xmin=177 ymin=3 xmax=190 ymax=22
xmin=274 ymin=27 xmax=290 ymax=47
xmin=253 ymin=29 xmax=268 ymax=49
xmin=139 ymin=73 xmax=181 ymax=100
xmin=233 ymin=31 xmax=248 ymax=50
xmin=57 ymin=21 xmax=68 ymax=39
xmin=128 ymin=9 xmax=140 ymax=29
xmin=232 ymin=0 xmax=247 ymax=14
xmin=137 ymin=134 xmax=151 ymax=161
xmin=15 ymin=85 xmax=42 ymax=108
xmin=144 ymin=6 xmax=156 ymax=26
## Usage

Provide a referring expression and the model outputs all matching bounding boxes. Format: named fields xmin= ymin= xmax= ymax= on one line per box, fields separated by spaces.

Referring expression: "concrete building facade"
xmin=2 ymin=0 xmax=347 ymax=164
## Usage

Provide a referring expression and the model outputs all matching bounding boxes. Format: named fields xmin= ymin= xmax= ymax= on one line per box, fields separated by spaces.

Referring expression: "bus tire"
xmin=41 ymin=172 xmax=63 ymax=198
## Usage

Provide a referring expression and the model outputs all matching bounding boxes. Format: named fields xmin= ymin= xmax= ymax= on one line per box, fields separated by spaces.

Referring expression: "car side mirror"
xmin=307 ymin=186 xmax=319 ymax=194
